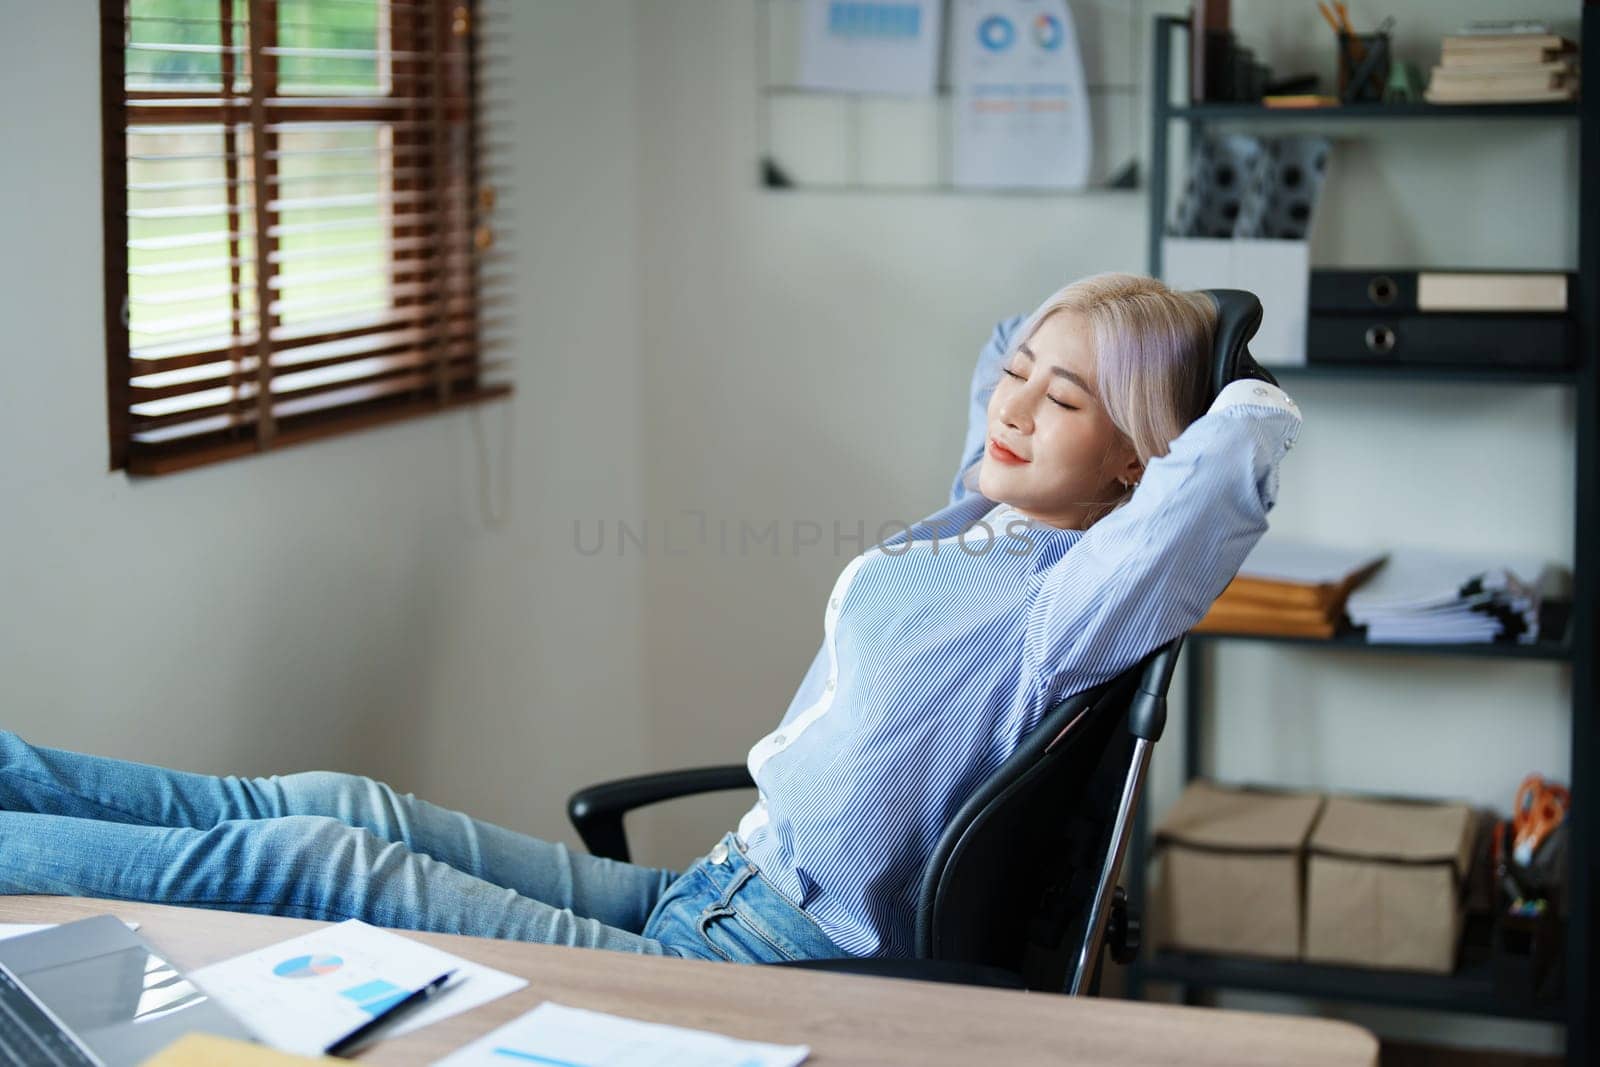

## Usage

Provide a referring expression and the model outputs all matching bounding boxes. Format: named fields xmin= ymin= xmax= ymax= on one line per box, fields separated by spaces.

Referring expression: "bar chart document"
xmin=798 ymin=0 xmax=943 ymax=95
xmin=191 ymin=920 xmax=525 ymax=1055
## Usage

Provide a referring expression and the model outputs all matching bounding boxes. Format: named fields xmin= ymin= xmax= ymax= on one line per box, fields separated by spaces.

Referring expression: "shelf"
xmin=1140 ymin=10 xmax=1596 ymax=1059
xmin=1139 ymin=943 xmax=1563 ymax=1023
xmin=1262 ymin=362 xmax=1577 ymax=386
xmin=1194 ymin=603 xmax=1572 ymax=662
xmin=1190 ymin=630 xmax=1572 ymax=662
xmin=1164 ymin=101 xmax=1580 ymax=122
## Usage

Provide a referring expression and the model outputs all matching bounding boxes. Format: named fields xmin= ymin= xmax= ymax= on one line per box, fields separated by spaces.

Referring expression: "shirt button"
xmin=825 ymin=679 xmax=835 ymax=691
xmin=773 ymin=734 xmax=786 ymax=746
xmin=709 ymin=842 xmax=729 ymax=864
xmin=830 ymin=597 xmax=839 ymax=609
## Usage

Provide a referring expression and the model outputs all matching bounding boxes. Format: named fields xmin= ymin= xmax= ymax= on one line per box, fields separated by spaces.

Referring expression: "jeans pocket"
xmin=695 ymin=903 xmax=797 ymax=964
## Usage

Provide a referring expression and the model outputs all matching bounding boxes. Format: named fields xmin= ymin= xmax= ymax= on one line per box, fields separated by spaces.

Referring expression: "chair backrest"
xmin=913 ymin=642 xmax=1174 ymax=990
xmin=1205 ymin=288 xmax=1278 ymax=392
xmin=911 ymin=286 xmax=1271 ymax=992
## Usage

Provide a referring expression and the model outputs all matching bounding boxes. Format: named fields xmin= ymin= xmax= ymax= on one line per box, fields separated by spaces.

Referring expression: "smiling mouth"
xmin=987 ymin=438 xmax=1028 ymax=465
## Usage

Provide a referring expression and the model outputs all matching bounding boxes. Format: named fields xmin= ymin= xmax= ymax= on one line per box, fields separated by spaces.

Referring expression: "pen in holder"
xmin=1338 ymin=31 xmax=1391 ymax=103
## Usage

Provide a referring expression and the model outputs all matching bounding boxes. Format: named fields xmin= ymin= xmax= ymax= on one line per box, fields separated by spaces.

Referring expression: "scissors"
xmin=1511 ymin=774 xmax=1570 ymax=868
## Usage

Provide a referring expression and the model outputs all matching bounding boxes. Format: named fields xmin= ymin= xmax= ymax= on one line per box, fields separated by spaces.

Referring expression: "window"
xmin=101 ymin=0 xmax=507 ymax=475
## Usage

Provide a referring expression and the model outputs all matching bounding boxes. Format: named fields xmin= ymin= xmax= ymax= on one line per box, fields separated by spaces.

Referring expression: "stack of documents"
xmin=1345 ymin=549 xmax=1563 ymax=645
xmin=1195 ymin=539 xmax=1387 ymax=639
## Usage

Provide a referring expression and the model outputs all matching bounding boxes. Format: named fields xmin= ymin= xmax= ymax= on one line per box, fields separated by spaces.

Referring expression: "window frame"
xmin=100 ymin=0 xmax=507 ymax=476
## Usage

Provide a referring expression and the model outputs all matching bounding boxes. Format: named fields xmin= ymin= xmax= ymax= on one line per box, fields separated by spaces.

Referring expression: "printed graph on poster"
xmin=952 ymin=0 xmax=1092 ymax=189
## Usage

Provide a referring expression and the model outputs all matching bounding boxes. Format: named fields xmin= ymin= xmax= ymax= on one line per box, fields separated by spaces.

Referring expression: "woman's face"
xmin=977 ymin=310 xmax=1142 ymax=529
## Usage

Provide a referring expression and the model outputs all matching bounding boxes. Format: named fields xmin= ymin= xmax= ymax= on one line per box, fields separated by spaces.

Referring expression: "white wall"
xmin=628 ymin=0 xmax=1577 ymax=1054
xmin=0 ymin=0 xmax=649 ymax=846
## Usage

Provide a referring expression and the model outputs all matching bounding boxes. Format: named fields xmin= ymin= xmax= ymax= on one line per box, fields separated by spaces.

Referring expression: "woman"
xmin=0 ymin=273 xmax=1300 ymax=965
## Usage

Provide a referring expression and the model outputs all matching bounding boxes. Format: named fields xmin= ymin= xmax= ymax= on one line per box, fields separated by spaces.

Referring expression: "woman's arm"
xmin=950 ymin=315 xmax=1027 ymax=505
xmin=1022 ymin=380 xmax=1302 ymax=687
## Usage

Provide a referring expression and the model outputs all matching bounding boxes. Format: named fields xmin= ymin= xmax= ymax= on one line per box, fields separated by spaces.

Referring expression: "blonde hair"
xmin=967 ymin=273 xmax=1217 ymax=522
xmin=1010 ymin=272 xmax=1216 ymax=463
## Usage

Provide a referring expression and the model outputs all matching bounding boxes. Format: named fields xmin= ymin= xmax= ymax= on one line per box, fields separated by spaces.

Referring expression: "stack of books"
xmin=1195 ymin=541 xmax=1386 ymax=639
xmin=1427 ymin=20 xmax=1578 ymax=104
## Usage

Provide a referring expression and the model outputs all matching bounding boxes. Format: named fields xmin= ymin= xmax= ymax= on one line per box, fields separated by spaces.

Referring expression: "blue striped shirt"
xmin=737 ymin=317 xmax=1303 ymax=958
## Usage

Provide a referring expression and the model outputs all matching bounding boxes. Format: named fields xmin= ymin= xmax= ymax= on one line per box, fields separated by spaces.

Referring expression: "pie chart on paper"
xmin=272 ymin=953 xmax=344 ymax=979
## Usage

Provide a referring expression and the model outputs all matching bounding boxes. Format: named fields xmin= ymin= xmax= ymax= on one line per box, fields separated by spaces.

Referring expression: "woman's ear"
xmin=1121 ymin=454 xmax=1145 ymax=488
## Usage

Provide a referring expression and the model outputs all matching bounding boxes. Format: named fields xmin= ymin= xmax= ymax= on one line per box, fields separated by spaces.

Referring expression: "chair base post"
xmin=1069 ymin=735 xmax=1154 ymax=994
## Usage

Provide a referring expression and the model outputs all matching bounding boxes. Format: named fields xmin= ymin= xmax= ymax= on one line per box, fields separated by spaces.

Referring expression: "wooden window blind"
xmin=101 ymin=0 xmax=509 ymax=476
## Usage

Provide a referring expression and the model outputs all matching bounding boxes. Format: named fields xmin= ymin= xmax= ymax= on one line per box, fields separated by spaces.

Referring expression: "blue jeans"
xmin=0 ymin=733 xmax=850 ymax=965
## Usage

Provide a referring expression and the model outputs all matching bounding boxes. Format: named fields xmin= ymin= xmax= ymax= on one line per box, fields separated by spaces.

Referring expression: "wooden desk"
xmin=0 ymin=897 xmax=1376 ymax=1066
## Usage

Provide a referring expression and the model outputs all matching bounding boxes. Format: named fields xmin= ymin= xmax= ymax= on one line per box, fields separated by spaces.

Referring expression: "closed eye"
xmin=1004 ymin=368 xmax=1076 ymax=409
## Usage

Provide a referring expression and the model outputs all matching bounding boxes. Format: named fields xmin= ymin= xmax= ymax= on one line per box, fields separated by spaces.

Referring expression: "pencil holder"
xmin=1492 ymin=906 xmax=1565 ymax=1009
xmin=1337 ymin=32 xmax=1391 ymax=102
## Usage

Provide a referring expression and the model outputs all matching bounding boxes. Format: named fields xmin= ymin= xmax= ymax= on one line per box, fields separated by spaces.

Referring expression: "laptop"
xmin=0 ymin=915 xmax=256 ymax=1066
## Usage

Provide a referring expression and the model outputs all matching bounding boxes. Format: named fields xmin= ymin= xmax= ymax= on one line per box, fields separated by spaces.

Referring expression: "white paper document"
xmin=190 ymin=920 xmax=526 ymax=1057
xmin=436 ymin=1001 xmax=811 ymax=1067
xmin=951 ymin=0 xmax=1092 ymax=188
xmin=1345 ymin=548 xmax=1556 ymax=644
xmin=1347 ymin=549 xmax=1547 ymax=615
xmin=798 ymin=0 xmax=942 ymax=95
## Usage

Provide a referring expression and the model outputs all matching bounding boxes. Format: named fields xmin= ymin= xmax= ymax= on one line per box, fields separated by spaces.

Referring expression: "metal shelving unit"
xmin=1186 ymin=629 xmax=1572 ymax=663
xmin=1125 ymin=11 xmax=1597 ymax=1064
xmin=1264 ymin=362 xmax=1577 ymax=386
xmin=1147 ymin=921 xmax=1564 ymax=1023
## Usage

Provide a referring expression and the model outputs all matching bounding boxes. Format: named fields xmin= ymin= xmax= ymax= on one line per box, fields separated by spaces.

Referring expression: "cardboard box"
xmin=1304 ymin=796 xmax=1475 ymax=973
xmin=1155 ymin=781 xmax=1324 ymax=960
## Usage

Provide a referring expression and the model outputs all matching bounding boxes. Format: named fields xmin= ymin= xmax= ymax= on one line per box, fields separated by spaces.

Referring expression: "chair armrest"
xmin=767 ymin=957 xmax=1028 ymax=990
xmin=567 ymin=764 xmax=755 ymax=862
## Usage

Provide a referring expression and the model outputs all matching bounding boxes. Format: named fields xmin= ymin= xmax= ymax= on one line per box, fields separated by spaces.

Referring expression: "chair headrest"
xmin=1202 ymin=289 xmax=1278 ymax=401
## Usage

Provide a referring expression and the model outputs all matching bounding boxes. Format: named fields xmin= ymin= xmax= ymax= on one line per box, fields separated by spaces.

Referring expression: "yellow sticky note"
xmin=140 ymin=1034 xmax=338 ymax=1066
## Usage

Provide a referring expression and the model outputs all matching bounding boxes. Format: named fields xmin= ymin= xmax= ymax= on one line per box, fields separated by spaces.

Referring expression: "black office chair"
xmin=568 ymin=289 xmax=1277 ymax=995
